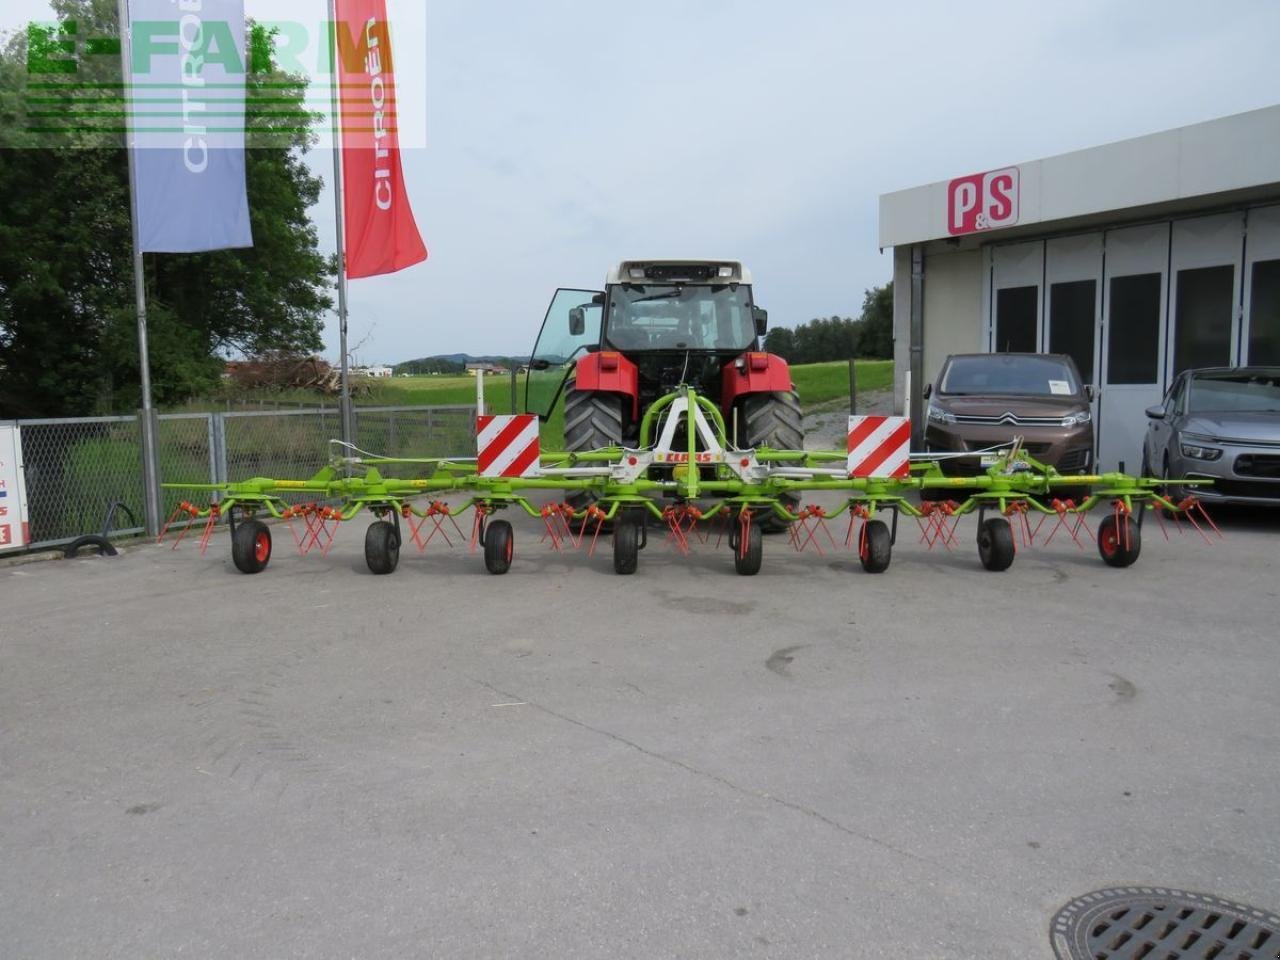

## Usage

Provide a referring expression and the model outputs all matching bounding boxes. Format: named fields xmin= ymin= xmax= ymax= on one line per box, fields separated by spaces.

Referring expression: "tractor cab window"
xmin=604 ymin=284 xmax=755 ymax=353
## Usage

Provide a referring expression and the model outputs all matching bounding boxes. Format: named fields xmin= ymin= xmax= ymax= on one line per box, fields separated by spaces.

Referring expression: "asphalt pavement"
xmin=1 ymin=505 xmax=1277 ymax=959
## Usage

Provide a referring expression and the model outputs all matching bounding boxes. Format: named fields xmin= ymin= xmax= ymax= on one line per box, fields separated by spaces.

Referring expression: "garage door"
xmin=1098 ymin=224 xmax=1168 ymax=473
xmin=1168 ymin=212 xmax=1245 ymax=377
xmin=990 ymin=242 xmax=1042 ymax=353
xmin=1244 ymin=205 xmax=1280 ymax=365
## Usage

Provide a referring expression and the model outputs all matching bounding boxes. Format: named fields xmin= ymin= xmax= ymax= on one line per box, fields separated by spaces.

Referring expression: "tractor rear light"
xmin=628 ymin=456 xmax=638 ymax=466
xmin=629 ymin=267 xmax=646 ymax=280
xmin=749 ymin=353 xmax=769 ymax=372
xmin=600 ymin=352 xmax=620 ymax=371
xmin=718 ymin=265 xmax=734 ymax=278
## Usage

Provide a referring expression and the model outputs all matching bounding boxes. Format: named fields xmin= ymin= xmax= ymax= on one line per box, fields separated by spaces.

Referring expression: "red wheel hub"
xmin=254 ymin=531 xmax=270 ymax=563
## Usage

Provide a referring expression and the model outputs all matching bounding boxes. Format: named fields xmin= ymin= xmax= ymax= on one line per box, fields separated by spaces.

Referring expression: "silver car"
xmin=1142 ymin=367 xmax=1280 ymax=505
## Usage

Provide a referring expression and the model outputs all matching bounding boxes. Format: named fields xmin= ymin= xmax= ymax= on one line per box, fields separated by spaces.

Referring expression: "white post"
xmin=903 ymin=370 xmax=912 ymax=418
xmin=326 ymin=0 xmax=353 ymax=449
xmin=476 ymin=367 xmax=485 ymax=417
xmin=117 ymin=0 xmax=162 ymax=537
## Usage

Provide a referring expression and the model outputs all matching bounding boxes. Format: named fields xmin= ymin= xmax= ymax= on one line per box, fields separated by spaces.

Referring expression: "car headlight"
xmin=1180 ymin=435 xmax=1222 ymax=461
xmin=927 ymin=403 xmax=956 ymax=424
xmin=1061 ymin=410 xmax=1092 ymax=427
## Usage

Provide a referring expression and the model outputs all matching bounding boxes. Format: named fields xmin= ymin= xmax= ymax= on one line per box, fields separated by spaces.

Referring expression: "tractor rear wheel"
xmin=564 ymin=378 xmax=626 ymax=513
xmin=741 ymin=390 xmax=804 ymax=531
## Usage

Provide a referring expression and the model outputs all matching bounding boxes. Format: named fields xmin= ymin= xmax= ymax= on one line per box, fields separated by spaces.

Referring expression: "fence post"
xmin=212 ymin=413 xmax=229 ymax=487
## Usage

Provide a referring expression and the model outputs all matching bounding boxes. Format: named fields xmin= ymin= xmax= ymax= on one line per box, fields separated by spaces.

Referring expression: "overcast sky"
xmin=5 ymin=1 xmax=1280 ymax=363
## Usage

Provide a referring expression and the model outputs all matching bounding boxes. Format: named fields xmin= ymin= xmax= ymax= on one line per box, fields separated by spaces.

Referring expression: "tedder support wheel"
xmin=977 ymin=517 xmax=1015 ymax=572
xmin=859 ymin=519 xmax=892 ymax=573
xmin=232 ymin=519 xmax=272 ymax=574
xmin=734 ymin=521 xmax=764 ymax=576
xmin=1097 ymin=514 xmax=1141 ymax=567
xmin=365 ymin=520 xmax=401 ymax=575
xmin=484 ymin=519 xmax=514 ymax=575
xmin=613 ymin=519 xmax=640 ymax=575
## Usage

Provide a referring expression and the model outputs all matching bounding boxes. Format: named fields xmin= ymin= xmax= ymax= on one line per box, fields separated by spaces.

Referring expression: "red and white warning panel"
xmin=0 ymin=425 xmax=31 ymax=553
xmin=477 ymin=415 xmax=541 ymax=478
xmin=848 ymin=416 xmax=910 ymax=479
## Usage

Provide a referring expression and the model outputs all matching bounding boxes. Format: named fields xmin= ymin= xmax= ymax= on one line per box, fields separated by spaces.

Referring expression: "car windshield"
xmin=604 ymin=284 xmax=755 ymax=352
xmin=1188 ymin=372 xmax=1280 ymax=413
xmin=940 ymin=355 xmax=1080 ymax=397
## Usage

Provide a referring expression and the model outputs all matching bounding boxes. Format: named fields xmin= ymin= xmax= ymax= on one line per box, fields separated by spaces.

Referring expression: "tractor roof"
xmin=607 ymin=260 xmax=753 ymax=285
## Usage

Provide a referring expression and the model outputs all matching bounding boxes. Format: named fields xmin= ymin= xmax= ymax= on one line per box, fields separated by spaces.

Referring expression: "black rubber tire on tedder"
xmin=364 ymin=520 xmax=401 ymax=575
xmin=613 ymin=519 xmax=640 ymax=575
xmin=484 ymin=519 xmax=514 ymax=575
xmin=232 ymin=519 xmax=272 ymax=574
xmin=858 ymin=519 xmax=892 ymax=573
xmin=1097 ymin=513 xmax=1141 ymax=567
xmin=733 ymin=520 xmax=764 ymax=576
xmin=741 ymin=390 xmax=804 ymax=531
xmin=977 ymin=517 xmax=1015 ymax=572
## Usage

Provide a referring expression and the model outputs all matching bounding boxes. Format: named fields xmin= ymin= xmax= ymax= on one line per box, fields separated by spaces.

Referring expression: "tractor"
xmin=523 ymin=260 xmax=804 ymax=518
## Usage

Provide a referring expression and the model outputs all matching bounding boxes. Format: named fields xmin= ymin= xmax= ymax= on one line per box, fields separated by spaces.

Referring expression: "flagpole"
xmin=327 ymin=0 xmax=354 ymax=449
xmin=117 ymin=0 xmax=162 ymax=537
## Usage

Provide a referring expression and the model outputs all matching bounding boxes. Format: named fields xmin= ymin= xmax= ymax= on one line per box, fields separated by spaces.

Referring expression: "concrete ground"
xmin=1 ymin=504 xmax=1278 ymax=959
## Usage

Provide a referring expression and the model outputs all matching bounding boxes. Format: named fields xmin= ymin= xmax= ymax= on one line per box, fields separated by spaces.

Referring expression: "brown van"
xmin=923 ymin=353 xmax=1095 ymax=474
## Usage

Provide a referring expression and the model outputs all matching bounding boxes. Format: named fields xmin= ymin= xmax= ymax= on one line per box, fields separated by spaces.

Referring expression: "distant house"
xmin=465 ymin=362 xmax=509 ymax=376
xmin=354 ymin=365 xmax=394 ymax=379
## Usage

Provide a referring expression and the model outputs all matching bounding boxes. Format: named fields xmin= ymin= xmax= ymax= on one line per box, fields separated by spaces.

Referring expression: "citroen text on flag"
xmin=126 ymin=0 xmax=253 ymax=252
xmin=334 ymin=0 xmax=428 ymax=278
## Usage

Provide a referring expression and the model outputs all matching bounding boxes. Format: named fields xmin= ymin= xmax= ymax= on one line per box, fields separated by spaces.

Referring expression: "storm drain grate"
xmin=1051 ymin=887 xmax=1280 ymax=960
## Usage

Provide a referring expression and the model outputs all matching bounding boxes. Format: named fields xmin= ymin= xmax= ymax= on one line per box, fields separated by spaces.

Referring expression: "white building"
xmin=879 ymin=104 xmax=1280 ymax=470
xmin=355 ymin=365 xmax=394 ymax=379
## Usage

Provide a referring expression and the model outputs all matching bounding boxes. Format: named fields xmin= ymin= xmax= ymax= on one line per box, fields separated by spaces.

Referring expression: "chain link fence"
xmin=8 ymin=405 xmax=476 ymax=550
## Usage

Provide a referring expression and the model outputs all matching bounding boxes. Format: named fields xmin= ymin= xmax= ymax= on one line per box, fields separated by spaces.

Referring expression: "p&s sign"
xmin=948 ymin=166 xmax=1019 ymax=235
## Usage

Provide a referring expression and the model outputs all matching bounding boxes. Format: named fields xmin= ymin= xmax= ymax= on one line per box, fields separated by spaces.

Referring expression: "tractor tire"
xmin=232 ymin=519 xmax=272 ymax=574
xmin=564 ymin=379 xmax=626 ymax=514
xmin=364 ymin=520 xmax=400 ymax=575
xmin=741 ymin=390 xmax=805 ymax=531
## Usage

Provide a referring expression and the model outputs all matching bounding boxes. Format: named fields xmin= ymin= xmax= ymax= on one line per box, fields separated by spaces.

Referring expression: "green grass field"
xmin=368 ymin=359 xmax=891 ymax=410
xmin=363 ymin=359 xmax=892 ymax=445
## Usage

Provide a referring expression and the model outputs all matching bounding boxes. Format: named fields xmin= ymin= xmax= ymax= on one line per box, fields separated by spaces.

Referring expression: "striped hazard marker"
xmin=847 ymin=415 xmax=911 ymax=478
xmin=477 ymin=414 xmax=542 ymax=478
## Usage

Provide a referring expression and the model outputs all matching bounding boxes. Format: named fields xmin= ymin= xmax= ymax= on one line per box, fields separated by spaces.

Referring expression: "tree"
xmin=858 ymin=281 xmax=893 ymax=359
xmin=759 ymin=281 xmax=894 ymax=364
xmin=0 ymin=2 xmax=333 ymax=417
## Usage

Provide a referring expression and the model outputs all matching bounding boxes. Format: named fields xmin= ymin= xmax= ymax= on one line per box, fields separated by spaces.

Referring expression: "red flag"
xmin=334 ymin=0 xmax=427 ymax=278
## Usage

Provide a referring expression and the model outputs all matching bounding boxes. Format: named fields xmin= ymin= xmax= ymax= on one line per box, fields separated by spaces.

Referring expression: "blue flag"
xmin=126 ymin=0 xmax=253 ymax=252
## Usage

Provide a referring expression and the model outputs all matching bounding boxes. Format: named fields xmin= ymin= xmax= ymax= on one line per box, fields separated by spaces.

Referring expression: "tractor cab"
xmin=524 ymin=260 xmax=770 ymax=423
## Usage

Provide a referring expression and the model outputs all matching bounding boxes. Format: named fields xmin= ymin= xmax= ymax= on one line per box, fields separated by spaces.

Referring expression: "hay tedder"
xmin=160 ymin=384 xmax=1221 ymax=577
xmin=161 ymin=261 xmax=1220 ymax=576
